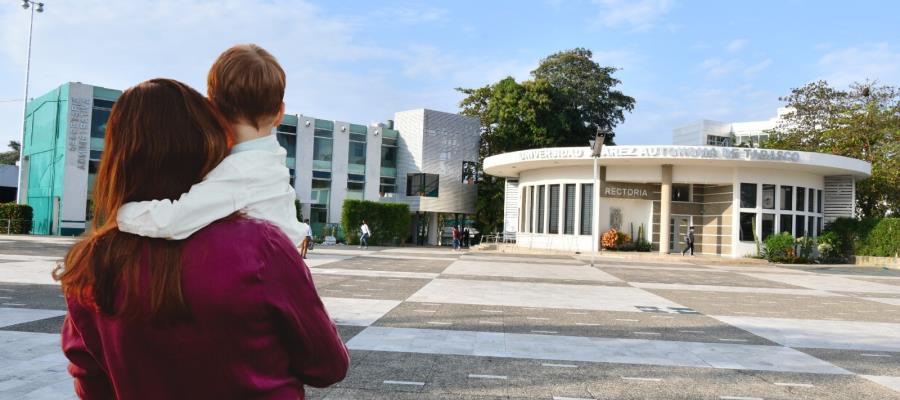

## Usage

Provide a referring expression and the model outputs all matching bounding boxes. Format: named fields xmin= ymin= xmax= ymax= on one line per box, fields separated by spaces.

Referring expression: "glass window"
xmin=530 ymin=186 xmax=537 ymax=233
xmin=762 ymin=184 xmax=775 ymax=209
xmin=817 ymin=189 xmax=823 ymax=213
xmin=311 ymin=179 xmax=330 ymax=205
xmin=406 ymin=173 xmax=439 ymax=197
xmin=761 ymin=213 xmax=775 ymax=241
xmin=347 ymin=181 xmax=364 ymax=192
xmin=348 ymin=141 xmax=366 ymax=171
xmin=313 ymin=137 xmax=333 ymax=170
xmin=350 ymin=132 xmax=367 ymax=142
xmin=312 ymin=170 xmax=332 ymax=180
xmin=795 ymin=215 xmax=806 ymax=237
xmin=780 ymin=186 xmax=793 ymax=210
xmin=90 ymin=108 xmax=111 ymax=139
xmin=796 ymin=187 xmax=805 ymax=211
xmin=381 ymin=146 xmax=397 ymax=169
xmin=809 ymin=189 xmax=815 ymax=213
xmin=549 ymin=185 xmax=560 ymax=234
xmin=740 ymin=183 xmax=757 ymax=208
xmin=276 ymin=131 xmax=297 ymax=159
xmin=379 ymin=177 xmax=396 ymax=195
xmin=277 ymin=124 xmax=297 ymax=134
xmin=706 ymin=135 xmax=729 ymax=146
xmin=739 ymin=213 xmax=755 ymax=242
xmin=817 ymin=217 xmax=823 ymax=236
xmin=672 ymin=184 xmax=690 ymax=202
xmin=348 ymin=174 xmax=365 ymax=182
xmin=93 ymin=99 xmax=115 ymax=109
xmin=564 ymin=184 xmax=576 ymax=235
xmin=310 ymin=204 xmax=328 ymax=224
xmin=780 ymin=214 xmax=793 ymax=235
xmin=808 ymin=217 xmax=814 ymax=238
xmin=536 ymin=185 xmax=545 ymax=234
xmin=580 ymin=184 xmax=593 ymax=235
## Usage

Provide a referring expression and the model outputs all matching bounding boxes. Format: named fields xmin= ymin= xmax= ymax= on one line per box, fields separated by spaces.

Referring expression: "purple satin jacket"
xmin=62 ymin=218 xmax=349 ymax=399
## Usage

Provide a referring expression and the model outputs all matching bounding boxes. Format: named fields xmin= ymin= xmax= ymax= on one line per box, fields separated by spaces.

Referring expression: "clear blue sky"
xmin=1 ymin=0 xmax=898 ymax=147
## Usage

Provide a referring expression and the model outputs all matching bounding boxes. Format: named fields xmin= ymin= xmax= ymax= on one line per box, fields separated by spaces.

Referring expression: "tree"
xmin=763 ymin=81 xmax=900 ymax=217
xmin=0 ymin=141 xmax=20 ymax=165
xmin=457 ymin=48 xmax=635 ymax=234
xmin=532 ymin=48 xmax=635 ymax=144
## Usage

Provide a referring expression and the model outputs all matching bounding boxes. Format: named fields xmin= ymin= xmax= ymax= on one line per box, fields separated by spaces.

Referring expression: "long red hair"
xmin=55 ymin=78 xmax=230 ymax=324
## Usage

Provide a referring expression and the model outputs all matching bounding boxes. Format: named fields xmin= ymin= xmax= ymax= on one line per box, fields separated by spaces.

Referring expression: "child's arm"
xmin=116 ymin=159 xmax=250 ymax=240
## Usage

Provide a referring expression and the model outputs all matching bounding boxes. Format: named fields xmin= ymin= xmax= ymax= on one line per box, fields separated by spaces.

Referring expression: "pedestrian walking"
xmin=452 ymin=225 xmax=461 ymax=251
xmin=300 ymin=219 xmax=313 ymax=259
xmin=359 ymin=220 xmax=371 ymax=249
xmin=682 ymin=226 xmax=695 ymax=256
xmin=463 ymin=227 xmax=470 ymax=248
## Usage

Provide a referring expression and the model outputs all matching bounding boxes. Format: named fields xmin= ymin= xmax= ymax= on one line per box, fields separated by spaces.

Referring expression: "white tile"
xmin=862 ymin=297 xmax=900 ymax=306
xmin=303 ymin=254 xmax=353 ymax=267
xmin=443 ymin=260 xmax=622 ymax=282
xmin=629 ymin=282 xmax=842 ymax=297
xmin=407 ymin=279 xmax=685 ymax=312
xmin=742 ymin=273 xmax=900 ymax=294
xmin=459 ymin=255 xmax=584 ymax=265
xmin=860 ymin=375 xmax=900 ymax=394
xmin=311 ymin=268 xmax=437 ymax=280
xmin=0 ymin=308 xmax=67 ymax=329
xmin=0 ymin=262 xmax=61 ymax=285
xmin=712 ymin=316 xmax=900 ymax=352
xmin=346 ymin=326 xmax=849 ymax=375
xmin=321 ymin=297 xmax=401 ymax=326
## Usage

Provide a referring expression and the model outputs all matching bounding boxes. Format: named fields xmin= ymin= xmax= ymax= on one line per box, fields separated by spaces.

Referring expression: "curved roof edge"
xmin=484 ymin=145 xmax=871 ymax=179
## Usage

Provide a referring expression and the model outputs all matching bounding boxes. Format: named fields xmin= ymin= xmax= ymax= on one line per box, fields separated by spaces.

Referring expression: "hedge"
xmin=341 ymin=200 xmax=410 ymax=246
xmin=0 ymin=203 xmax=33 ymax=234
xmin=825 ymin=217 xmax=900 ymax=258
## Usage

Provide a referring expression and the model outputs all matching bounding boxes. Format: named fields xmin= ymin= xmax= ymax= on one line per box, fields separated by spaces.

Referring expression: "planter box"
xmin=853 ymin=255 xmax=900 ymax=268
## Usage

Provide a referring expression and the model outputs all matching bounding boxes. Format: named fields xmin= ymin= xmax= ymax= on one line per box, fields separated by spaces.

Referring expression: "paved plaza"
xmin=1 ymin=236 xmax=900 ymax=399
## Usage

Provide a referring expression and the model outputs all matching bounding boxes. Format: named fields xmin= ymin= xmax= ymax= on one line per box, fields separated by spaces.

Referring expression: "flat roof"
xmin=484 ymin=145 xmax=871 ymax=179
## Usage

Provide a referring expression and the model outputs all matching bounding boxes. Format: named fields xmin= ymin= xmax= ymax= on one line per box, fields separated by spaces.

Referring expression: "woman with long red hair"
xmin=55 ymin=78 xmax=348 ymax=399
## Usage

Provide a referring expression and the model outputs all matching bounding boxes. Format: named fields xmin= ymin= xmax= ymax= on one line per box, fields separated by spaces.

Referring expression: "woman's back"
xmin=63 ymin=218 xmax=349 ymax=399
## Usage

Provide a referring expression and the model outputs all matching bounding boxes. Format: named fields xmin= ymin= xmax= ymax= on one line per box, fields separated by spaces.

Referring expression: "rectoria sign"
xmin=600 ymin=182 xmax=658 ymax=200
xmin=516 ymin=146 xmax=801 ymax=162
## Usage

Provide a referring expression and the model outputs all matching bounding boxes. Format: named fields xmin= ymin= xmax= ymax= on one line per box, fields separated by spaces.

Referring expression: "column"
xmin=427 ymin=212 xmax=439 ymax=245
xmin=659 ymin=164 xmax=673 ymax=254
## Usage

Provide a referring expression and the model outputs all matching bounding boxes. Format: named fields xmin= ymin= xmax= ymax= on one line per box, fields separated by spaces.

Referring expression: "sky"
xmin=1 ymin=0 xmax=899 ymax=148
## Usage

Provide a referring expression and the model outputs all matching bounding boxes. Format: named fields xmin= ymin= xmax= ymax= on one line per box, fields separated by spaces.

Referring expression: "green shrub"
xmin=816 ymin=231 xmax=844 ymax=263
xmin=825 ymin=217 xmax=900 ymax=258
xmin=763 ymin=232 xmax=795 ymax=263
xmin=0 ymin=203 xmax=33 ymax=234
xmin=341 ymin=200 xmax=410 ymax=246
xmin=858 ymin=218 xmax=900 ymax=257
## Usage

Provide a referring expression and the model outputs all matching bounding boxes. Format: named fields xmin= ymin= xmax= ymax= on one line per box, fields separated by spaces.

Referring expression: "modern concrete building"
xmin=485 ymin=145 xmax=870 ymax=257
xmin=20 ymin=82 xmax=479 ymax=241
xmin=673 ymin=108 xmax=789 ymax=147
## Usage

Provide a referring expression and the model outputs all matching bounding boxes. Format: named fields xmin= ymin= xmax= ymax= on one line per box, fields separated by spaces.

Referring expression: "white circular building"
xmin=484 ymin=145 xmax=871 ymax=257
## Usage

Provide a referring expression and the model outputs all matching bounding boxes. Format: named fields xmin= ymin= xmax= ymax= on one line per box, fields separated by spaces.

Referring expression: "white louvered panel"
xmin=823 ymin=175 xmax=855 ymax=222
xmin=504 ymin=179 xmax=520 ymax=233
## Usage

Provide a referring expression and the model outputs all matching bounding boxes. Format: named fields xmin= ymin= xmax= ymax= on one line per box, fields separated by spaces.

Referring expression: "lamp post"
xmin=16 ymin=0 xmax=44 ymax=204
xmin=589 ymin=127 xmax=606 ymax=267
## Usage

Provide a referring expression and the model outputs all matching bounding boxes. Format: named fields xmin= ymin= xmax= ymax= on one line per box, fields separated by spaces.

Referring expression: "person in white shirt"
xmin=300 ymin=219 xmax=313 ymax=259
xmin=359 ymin=220 xmax=371 ymax=249
xmin=116 ymin=44 xmax=304 ymax=247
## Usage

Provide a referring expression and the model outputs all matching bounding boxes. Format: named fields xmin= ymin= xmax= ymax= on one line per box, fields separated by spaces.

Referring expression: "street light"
xmin=588 ymin=127 xmax=607 ymax=267
xmin=16 ymin=1 xmax=45 ymax=204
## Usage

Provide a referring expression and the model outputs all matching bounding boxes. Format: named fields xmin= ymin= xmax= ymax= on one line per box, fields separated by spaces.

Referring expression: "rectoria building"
xmin=20 ymin=82 xmax=479 ymax=242
xmin=484 ymin=144 xmax=871 ymax=257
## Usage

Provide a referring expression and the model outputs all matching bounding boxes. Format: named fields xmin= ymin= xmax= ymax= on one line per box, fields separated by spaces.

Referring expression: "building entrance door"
xmin=669 ymin=216 xmax=690 ymax=253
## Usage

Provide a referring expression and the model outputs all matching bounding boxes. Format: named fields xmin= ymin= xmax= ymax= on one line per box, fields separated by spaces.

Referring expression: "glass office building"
xmin=21 ymin=82 xmax=480 ymax=243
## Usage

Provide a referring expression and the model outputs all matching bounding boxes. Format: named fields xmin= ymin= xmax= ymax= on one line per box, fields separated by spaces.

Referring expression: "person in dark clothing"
xmin=682 ymin=226 xmax=695 ymax=256
xmin=462 ymin=227 xmax=470 ymax=248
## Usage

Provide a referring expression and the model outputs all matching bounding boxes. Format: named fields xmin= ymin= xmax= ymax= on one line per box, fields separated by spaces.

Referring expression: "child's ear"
xmin=272 ymin=103 xmax=286 ymax=128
